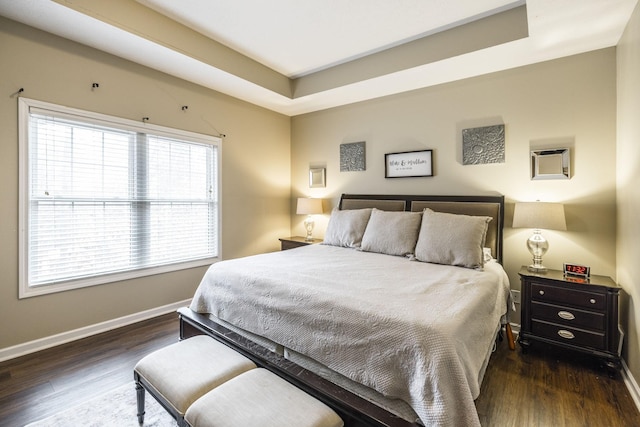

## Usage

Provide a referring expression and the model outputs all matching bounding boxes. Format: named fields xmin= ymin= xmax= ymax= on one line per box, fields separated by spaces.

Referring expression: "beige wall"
xmin=292 ymin=49 xmax=618 ymax=325
xmin=0 ymin=17 xmax=291 ymax=349
xmin=1 ymin=12 xmax=632 ymax=380
xmin=617 ymin=2 xmax=640 ymax=382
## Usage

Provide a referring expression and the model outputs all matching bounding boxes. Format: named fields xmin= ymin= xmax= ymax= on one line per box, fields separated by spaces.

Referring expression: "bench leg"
xmin=135 ymin=380 xmax=146 ymax=425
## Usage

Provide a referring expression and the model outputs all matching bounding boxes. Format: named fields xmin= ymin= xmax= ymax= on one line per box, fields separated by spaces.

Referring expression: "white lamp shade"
xmin=296 ymin=198 xmax=323 ymax=215
xmin=512 ymin=202 xmax=567 ymax=231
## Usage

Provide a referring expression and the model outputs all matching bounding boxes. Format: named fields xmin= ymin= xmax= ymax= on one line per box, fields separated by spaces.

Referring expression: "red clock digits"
xmin=564 ymin=263 xmax=590 ymax=278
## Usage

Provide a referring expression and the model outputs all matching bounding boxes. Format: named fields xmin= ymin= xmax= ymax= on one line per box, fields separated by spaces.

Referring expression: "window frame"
xmin=18 ymin=97 xmax=221 ymax=298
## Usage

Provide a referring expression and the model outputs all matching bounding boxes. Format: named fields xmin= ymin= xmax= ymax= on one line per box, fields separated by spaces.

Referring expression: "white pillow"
xmin=360 ymin=209 xmax=422 ymax=257
xmin=322 ymin=208 xmax=372 ymax=248
xmin=414 ymin=208 xmax=491 ymax=269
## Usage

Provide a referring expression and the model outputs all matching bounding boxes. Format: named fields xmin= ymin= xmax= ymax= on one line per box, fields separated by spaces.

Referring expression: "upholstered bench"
xmin=184 ymin=368 xmax=344 ymax=427
xmin=134 ymin=335 xmax=256 ymax=427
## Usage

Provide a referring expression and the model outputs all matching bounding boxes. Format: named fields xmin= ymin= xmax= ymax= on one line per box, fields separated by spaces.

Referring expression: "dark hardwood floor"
xmin=0 ymin=313 xmax=179 ymax=426
xmin=476 ymin=336 xmax=640 ymax=426
xmin=1 ymin=314 xmax=638 ymax=426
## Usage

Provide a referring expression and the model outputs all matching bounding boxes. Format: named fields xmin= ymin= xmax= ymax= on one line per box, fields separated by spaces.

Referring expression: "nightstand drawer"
xmin=532 ymin=320 xmax=605 ymax=350
xmin=531 ymin=301 xmax=605 ymax=330
xmin=281 ymin=240 xmax=307 ymax=250
xmin=279 ymin=237 xmax=322 ymax=251
xmin=531 ymin=283 xmax=605 ymax=310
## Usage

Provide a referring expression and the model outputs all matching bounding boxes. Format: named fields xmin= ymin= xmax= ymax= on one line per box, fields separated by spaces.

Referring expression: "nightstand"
xmin=518 ymin=267 xmax=623 ymax=375
xmin=279 ymin=236 xmax=322 ymax=251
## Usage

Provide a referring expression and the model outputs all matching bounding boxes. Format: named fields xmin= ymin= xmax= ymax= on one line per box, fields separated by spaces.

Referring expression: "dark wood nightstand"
xmin=518 ymin=267 xmax=623 ymax=375
xmin=278 ymin=236 xmax=323 ymax=251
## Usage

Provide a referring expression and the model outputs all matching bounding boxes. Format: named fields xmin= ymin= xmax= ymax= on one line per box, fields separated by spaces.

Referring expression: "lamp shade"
xmin=512 ymin=202 xmax=566 ymax=231
xmin=296 ymin=198 xmax=323 ymax=215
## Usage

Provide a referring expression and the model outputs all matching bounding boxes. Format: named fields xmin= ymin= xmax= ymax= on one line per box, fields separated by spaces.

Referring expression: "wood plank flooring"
xmin=477 ymin=335 xmax=639 ymax=426
xmin=0 ymin=313 xmax=179 ymax=426
xmin=1 ymin=314 xmax=638 ymax=426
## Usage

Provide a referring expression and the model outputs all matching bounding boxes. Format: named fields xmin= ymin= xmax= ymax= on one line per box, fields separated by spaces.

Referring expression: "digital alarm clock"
xmin=563 ymin=263 xmax=590 ymax=278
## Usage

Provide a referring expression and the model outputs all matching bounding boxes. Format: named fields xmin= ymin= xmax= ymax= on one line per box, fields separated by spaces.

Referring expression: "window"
xmin=18 ymin=98 xmax=220 ymax=298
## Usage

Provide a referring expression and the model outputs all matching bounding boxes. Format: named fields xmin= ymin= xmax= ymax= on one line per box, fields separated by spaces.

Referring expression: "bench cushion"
xmin=185 ymin=368 xmax=343 ymax=427
xmin=134 ymin=336 xmax=256 ymax=415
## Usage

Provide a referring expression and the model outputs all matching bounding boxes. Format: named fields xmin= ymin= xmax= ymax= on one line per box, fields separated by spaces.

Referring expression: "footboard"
xmin=178 ymin=307 xmax=419 ymax=427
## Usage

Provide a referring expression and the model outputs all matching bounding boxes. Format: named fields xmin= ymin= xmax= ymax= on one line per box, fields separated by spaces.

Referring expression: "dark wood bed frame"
xmin=179 ymin=193 xmax=505 ymax=427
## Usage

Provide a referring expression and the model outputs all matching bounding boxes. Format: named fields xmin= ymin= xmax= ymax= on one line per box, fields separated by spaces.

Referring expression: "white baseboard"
xmin=622 ymin=359 xmax=640 ymax=413
xmin=0 ymin=299 xmax=191 ymax=363
xmin=509 ymin=322 xmax=521 ymax=334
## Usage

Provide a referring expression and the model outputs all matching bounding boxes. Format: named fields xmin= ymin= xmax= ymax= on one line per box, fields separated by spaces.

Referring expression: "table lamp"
xmin=512 ymin=201 xmax=566 ymax=272
xmin=296 ymin=198 xmax=323 ymax=241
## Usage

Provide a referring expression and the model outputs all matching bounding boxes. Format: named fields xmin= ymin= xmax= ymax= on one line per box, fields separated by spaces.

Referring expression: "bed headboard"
xmin=338 ymin=194 xmax=505 ymax=264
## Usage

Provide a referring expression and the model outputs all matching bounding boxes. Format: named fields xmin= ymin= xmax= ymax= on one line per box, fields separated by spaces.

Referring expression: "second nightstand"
xmin=279 ymin=236 xmax=323 ymax=251
xmin=518 ymin=267 xmax=623 ymax=376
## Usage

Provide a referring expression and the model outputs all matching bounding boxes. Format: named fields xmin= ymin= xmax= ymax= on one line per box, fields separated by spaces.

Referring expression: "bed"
xmin=178 ymin=194 xmax=510 ymax=427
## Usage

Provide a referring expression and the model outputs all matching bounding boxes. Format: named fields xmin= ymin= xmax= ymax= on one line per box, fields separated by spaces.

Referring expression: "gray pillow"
xmin=414 ymin=208 xmax=491 ymax=269
xmin=322 ymin=208 xmax=372 ymax=248
xmin=360 ymin=209 xmax=422 ymax=257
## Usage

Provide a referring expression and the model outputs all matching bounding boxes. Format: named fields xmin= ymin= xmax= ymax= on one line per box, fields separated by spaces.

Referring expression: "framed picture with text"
xmin=385 ymin=149 xmax=433 ymax=178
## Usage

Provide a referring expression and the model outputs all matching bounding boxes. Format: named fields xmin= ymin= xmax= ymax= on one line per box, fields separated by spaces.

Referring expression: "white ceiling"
xmin=0 ymin=0 xmax=637 ymax=116
xmin=138 ymin=0 xmax=520 ymax=78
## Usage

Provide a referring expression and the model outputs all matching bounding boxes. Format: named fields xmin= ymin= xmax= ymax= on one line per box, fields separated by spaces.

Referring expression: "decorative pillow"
xmin=360 ymin=209 xmax=423 ymax=257
xmin=322 ymin=208 xmax=372 ymax=248
xmin=414 ymin=209 xmax=492 ymax=269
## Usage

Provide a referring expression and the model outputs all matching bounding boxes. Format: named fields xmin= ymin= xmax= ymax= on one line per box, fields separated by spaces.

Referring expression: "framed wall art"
xmin=309 ymin=167 xmax=326 ymax=188
xmin=462 ymin=124 xmax=505 ymax=165
xmin=531 ymin=148 xmax=570 ymax=180
xmin=340 ymin=141 xmax=366 ymax=172
xmin=385 ymin=149 xmax=433 ymax=178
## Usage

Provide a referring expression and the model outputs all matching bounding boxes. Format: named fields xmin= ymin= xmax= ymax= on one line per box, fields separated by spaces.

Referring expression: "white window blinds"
xmin=19 ymin=98 xmax=220 ymax=297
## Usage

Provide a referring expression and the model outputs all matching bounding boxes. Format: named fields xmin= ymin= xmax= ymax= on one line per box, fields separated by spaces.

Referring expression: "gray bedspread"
xmin=190 ymin=244 xmax=511 ymax=427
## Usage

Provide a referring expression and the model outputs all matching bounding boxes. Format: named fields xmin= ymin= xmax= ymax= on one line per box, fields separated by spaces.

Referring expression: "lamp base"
xmin=527 ymin=264 xmax=547 ymax=273
xmin=526 ymin=230 xmax=549 ymax=274
xmin=304 ymin=215 xmax=315 ymax=242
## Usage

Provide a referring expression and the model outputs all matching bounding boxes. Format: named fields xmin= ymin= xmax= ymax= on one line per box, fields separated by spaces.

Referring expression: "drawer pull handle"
xmin=558 ymin=330 xmax=575 ymax=340
xmin=558 ymin=311 xmax=575 ymax=320
xmin=539 ymin=290 xmax=545 ymax=296
xmin=589 ymin=299 xmax=596 ymax=304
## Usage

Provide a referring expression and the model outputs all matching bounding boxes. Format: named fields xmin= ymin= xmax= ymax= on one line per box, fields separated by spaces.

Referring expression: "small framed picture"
xmin=309 ymin=167 xmax=326 ymax=188
xmin=531 ymin=148 xmax=570 ymax=180
xmin=385 ymin=150 xmax=433 ymax=178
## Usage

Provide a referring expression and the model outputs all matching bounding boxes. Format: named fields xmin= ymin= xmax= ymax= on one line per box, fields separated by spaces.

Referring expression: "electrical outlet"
xmin=512 ymin=289 xmax=521 ymax=304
